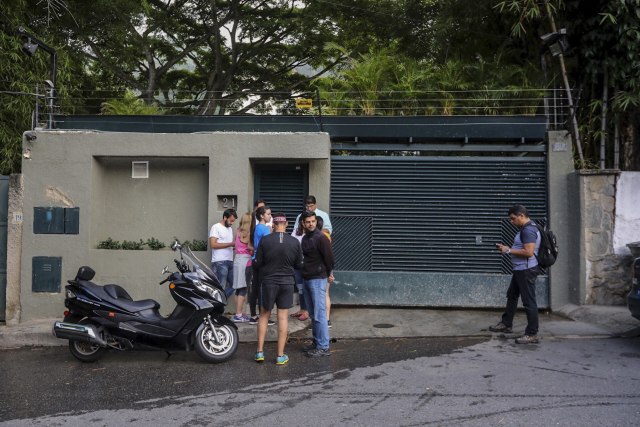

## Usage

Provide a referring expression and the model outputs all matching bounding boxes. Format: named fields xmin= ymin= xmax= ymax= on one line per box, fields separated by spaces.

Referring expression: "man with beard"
xmin=209 ymin=209 xmax=238 ymax=298
xmin=301 ymin=210 xmax=335 ymax=357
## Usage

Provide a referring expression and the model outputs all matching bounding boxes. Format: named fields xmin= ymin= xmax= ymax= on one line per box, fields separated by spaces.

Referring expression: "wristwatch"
xmin=506 ymin=248 xmax=511 ymax=255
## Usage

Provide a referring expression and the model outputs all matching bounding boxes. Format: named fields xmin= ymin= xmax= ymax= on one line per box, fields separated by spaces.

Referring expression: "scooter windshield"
xmin=181 ymin=246 xmax=220 ymax=286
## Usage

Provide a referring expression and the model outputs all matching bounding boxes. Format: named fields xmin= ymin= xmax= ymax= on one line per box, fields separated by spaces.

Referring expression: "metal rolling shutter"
xmin=330 ymin=156 xmax=547 ymax=273
xmin=255 ymin=166 xmax=307 ymax=232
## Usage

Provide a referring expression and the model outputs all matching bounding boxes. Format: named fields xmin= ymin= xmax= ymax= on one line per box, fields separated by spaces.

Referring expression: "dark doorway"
xmin=254 ymin=164 xmax=308 ymax=232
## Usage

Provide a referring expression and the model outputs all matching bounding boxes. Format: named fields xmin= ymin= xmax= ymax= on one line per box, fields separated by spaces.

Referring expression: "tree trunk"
xmin=599 ymin=69 xmax=608 ymax=169
xmin=621 ymin=113 xmax=635 ymax=171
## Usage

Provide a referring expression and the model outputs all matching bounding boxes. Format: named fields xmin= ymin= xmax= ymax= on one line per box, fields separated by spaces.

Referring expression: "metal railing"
xmin=25 ymin=87 xmax=574 ymax=130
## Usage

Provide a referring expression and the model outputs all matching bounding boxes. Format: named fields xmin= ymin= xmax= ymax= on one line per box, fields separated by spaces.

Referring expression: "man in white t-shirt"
xmin=209 ymin=209 xmax=238 ymax=298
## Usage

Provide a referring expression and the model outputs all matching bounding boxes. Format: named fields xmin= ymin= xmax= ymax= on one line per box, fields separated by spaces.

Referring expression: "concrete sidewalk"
xmin=1 ymin=304 xmax=639 ymax=349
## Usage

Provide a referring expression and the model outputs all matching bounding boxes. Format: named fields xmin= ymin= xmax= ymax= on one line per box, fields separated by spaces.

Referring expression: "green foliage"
xmin=101 ymin=90 xmax=164 ymax=115
xmin=182 ymin=239 xmax=207 ymax=252
xmin=314 ymin=46 xmax=545 ymax=116
xmin=0 ymin=1 xmax=91 ymax=174
xmin=2 ymin=0 xmax=637 ymax=170
xmin=53 ymin=0 xmax=343 ymax=114
xmin=121 ymin=239 xmax=145 ymax=250
xmin=145 ymin=237 xmax=166 ymax=251
xmin=97 ymin=237 xmax=121 ymax=249
xmin=98 ymin=237 xmax=168 ymax=249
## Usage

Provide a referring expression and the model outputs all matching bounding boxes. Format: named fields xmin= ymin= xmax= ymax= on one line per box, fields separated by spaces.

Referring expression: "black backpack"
xmin=528 ymin=221 xmax=558 ymax=268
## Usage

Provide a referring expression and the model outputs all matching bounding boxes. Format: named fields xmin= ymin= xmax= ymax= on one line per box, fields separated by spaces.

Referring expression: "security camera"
xmin=25 ymin=131 xmax=37 ymax=142
xmin=44 ymin=79 xmax=54 ymax=89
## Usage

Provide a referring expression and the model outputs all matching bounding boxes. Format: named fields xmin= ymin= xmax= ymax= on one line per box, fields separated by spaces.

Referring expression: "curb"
xmin=0 ymin=317 xmax=310 ymax=349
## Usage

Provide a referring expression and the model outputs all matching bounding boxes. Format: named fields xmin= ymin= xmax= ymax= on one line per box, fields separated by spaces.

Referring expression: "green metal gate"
xmin=0 ymin=175 xmax=9 ymax=321
xmin=330 ymin=156 xmax=549 ymax=308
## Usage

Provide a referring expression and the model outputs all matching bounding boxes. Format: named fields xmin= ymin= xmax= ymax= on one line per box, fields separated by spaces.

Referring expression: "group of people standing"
xmin=208 ymin=196 xmax=335 ymax=365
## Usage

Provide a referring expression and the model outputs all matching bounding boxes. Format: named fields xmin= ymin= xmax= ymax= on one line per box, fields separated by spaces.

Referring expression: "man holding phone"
xmin=490 ymin=204 xmax=542 ymax=344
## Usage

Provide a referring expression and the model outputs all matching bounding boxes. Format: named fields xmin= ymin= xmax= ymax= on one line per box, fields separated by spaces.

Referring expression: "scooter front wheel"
xmin=195 ymin=321 xmax=238 ymax=363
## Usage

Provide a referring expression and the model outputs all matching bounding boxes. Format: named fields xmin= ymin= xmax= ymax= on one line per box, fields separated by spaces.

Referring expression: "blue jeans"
xmin=304 ymin=278 xmax=329 ymax=350
xmin=213 ymin=260 xmax=234 ymax=298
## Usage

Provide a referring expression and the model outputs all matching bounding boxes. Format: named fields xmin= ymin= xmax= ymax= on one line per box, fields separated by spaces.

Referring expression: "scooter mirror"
xmin=171 ymin=240 xmax=181 ymax=251
xmin=161 ymin=266 xmax=170 ymax=275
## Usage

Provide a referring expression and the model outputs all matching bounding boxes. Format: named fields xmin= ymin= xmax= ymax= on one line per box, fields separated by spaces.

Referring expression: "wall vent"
xmin=132 ymin=161 xmax=149 ymax=179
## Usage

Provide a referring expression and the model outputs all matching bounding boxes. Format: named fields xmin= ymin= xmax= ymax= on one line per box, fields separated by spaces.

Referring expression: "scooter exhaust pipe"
xmin=52 ymin=321 xmax=107 ymax=347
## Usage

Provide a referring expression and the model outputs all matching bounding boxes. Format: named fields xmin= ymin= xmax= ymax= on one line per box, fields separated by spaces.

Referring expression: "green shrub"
xmin=182 ymin=239 xmax=207 ymax=251
xmin=97 ymin=237 xmax=121 ymax=249
xmin=121 ymin=239 xmax=145 ymax=250
xmin=146 ymin=237 xmax=166 ymax=250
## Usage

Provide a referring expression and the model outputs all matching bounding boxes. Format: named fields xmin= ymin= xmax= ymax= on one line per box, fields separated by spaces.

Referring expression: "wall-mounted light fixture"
xmin=540 ymin=28 xmax=569 ymax=57
xmin=16 ymin=26 xmax=57 ymax=129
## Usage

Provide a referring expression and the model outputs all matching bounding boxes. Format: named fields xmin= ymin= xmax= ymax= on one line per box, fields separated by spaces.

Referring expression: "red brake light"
xmin=63 ymin=310 xmax=69 ymax=317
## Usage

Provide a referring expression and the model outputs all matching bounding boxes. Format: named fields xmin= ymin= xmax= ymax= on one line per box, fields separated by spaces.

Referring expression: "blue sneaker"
xmin=276 ymin=354 xmax=289 ymax=365
xmin=232 ymin=314 xmax=250 ymax=323
xmin=254 ymin=351 xmax=265 ymax=363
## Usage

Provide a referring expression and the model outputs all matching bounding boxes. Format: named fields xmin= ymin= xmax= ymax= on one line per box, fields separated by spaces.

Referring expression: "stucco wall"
xmin=19 ymin=130 xmax=331 ymax=320
xmin=547 ymin=131 xmax=579 ymax=308
xmin=5 ymin=174 xmax=23 ymax=325
xmin=91 ymin=156 xmax=209 ymax=245
xmin=580 ymin=171 xmax=634 ymax=304
xmin=613 ymin=172 xmax=640 ymax=256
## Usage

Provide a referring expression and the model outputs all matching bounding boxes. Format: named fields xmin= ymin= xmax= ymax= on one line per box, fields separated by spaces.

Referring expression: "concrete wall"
xmin=613 ymin=172 xmax=640 ymax=256
xmin=579 ymin=171 xmax=636 ymax=305
xmin=18 ymin=130 xmax=331 ymax=320
xmin=547 ymin=131 xmax=579 ymax=308
xmin=5 ymin=174 xmax=24 ymax=325
xmin=91 ymin=156 xmax=209 ymax=245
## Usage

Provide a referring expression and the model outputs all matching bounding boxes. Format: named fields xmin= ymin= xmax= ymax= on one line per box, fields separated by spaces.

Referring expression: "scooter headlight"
xmin=193 ymin=281 xmax=225 ymax=303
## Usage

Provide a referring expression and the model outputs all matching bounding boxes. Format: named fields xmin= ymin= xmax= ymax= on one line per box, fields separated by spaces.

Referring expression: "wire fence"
xmin=15 ymin=86 xmax=572 ymax=131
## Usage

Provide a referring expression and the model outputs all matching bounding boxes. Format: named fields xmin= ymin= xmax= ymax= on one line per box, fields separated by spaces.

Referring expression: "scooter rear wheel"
xmin=195 ymin=322 xmax=238 ymax=363
xmin=68 ymin=319 xmax=106 ymax=363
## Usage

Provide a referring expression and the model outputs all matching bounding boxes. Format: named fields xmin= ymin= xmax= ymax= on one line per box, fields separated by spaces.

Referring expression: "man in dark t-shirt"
xmin=253 ymin=213 xmax=303 ymax=365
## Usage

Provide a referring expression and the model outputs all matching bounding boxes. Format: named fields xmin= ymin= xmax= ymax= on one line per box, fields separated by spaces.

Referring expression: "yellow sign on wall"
xmin=295 ymin=98 xmax=313 ymax=109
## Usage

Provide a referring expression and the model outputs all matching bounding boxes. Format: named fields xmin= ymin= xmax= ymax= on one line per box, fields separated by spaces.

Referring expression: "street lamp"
xmin=16 ymin=26 xmax=57 ymax=129
xmin=540 ymin=28 xmax=569 ymax=57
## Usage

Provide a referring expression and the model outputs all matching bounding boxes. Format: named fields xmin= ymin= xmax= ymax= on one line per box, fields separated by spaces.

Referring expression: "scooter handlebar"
xmin=159 ymin=276 xmax=171 ymax=285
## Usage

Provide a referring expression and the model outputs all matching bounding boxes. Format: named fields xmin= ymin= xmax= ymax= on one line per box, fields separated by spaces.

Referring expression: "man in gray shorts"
xmin=253 ymin=213 xmax=303 ymax=365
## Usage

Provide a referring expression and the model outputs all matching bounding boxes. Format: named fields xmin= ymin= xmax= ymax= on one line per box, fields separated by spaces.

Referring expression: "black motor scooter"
xmin=52 ymin=240 xmax=238 ymax=363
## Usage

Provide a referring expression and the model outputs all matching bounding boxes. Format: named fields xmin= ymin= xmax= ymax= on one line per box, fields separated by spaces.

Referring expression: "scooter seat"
xmin=79 ymin=281 xmax=159 ymax=313
xmin=103 ymin=284 xmax=159 ymax=312
xmin=113 ymin=298 xmax=160 ymax=312
xmin=104 ymin=284 xmax=133 ymax=301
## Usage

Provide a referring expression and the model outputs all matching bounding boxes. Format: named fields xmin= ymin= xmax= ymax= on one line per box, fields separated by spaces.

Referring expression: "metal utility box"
xmin=32 ymin=256 xmax=62 ymax=292
xmin=33 ymin=207 xmax=65 ymax=234
xmin=33 ymin=207 xmax=79 ymax=234
xmin=64 ymin=207 xmax=80 ymax=234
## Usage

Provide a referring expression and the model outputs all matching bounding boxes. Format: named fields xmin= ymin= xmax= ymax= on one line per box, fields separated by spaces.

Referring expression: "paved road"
xmin=1 ymin=336 xmax=639 ymax=426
